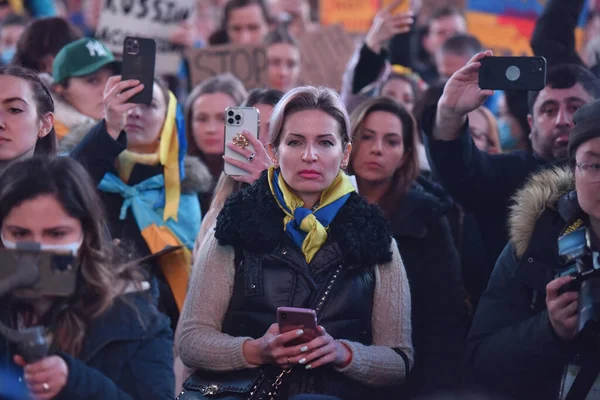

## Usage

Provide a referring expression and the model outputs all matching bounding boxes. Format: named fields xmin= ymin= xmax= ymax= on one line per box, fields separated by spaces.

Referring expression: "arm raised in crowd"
xmin=341 ymin=2 xmax=413 ymax=108
xmin=69 ymin=76 xmax=145 ymax=184
xmin=424 ymin=51 xmax=530 ymax=212
xmin=531 ymin=0 xmax=586 ymax=68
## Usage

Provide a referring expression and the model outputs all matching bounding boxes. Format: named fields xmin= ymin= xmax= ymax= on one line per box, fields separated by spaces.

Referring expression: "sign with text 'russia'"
xmin=96 ymin=0 xmax=195 ymax=75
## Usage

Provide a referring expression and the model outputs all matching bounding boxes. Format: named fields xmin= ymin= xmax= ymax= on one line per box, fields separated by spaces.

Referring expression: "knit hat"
xmin=52 ymin=38 xmax=119 ymax=84
xmin=568 ymin=98 xmax=600 ymax=158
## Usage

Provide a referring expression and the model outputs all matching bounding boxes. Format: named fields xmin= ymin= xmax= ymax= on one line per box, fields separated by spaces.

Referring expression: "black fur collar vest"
xmin=215 ymin=171 xmax=393 ymax=268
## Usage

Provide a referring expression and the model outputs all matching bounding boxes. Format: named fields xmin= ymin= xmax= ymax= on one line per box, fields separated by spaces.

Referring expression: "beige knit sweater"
xmin=178 ymin=233 xmax=413 ymax=387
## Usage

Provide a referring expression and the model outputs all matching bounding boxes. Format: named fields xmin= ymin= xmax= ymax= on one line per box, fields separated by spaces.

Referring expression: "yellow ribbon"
xmin=117 ymin=91 xmax=181 ymax=221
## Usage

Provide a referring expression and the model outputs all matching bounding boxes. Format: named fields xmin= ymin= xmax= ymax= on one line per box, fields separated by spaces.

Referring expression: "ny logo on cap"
xmin=86 ymin=41 xmax=108 ymax=57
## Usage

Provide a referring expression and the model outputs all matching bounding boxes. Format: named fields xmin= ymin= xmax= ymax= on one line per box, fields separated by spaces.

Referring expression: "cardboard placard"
xmin=95 ymin=0 xmax=195 ymax=75
xmin=186 ymin=44 xmax=269 ymax=89
xmin=298 ymin=24 xmax=356 ymax=92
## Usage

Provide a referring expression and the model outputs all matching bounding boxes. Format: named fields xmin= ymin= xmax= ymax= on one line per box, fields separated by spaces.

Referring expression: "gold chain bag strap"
xmin=262 ymin=264 xmax=344 ymax=400
xmin=178 ymin=265 xmax=344 ymax=400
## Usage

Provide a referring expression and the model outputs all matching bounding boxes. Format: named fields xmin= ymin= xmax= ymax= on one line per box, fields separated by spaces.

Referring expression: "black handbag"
xmin=177 ymin=265 xmax=343 ymax=400
xmin=177 ymin=368 xmax=266 ymax=400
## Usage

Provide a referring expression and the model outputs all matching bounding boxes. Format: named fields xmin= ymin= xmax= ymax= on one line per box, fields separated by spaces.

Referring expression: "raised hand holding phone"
xmin=365 ymin=0 xmax=414 ymax=54
xmin=103 ymin=76 xmax=144 ymax=139
xmin=121 ymin=37 xmax=156 ymax=105
xmin=223 ymin=107 xmax=261 ymax=179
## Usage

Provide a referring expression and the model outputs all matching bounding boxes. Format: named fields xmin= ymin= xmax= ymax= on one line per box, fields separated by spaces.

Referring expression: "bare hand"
xmin=223 ymin=131 xmax=271 ymax=184
xmin=438 ymin=50 xmax=495 ymax=116
xmin=546 ymin=276 xmax=579 ymax=341
xmin=243 ymin=323 xmax=323 ymax=368
xmin=365 ymin=0 xmax=414 ymax=54
xmin=103 ymin=76 xmax=144 ymax=139
xmin=170 ymin=21 xmax=195 ymax=48
xmin=14 ymin=355 xmax=69 ymax=400
xmin=287 ymin=326 xmax=351 ymax=369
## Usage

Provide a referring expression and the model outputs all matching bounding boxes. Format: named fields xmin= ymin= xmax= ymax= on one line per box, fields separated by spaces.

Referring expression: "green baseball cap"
xmin=52 ymin=38 xmax=120 ymax=84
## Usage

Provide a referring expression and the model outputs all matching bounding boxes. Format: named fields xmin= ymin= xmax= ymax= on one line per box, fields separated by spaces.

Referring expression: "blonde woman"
xmin=178 ymin=86 xmax=412 ymax=399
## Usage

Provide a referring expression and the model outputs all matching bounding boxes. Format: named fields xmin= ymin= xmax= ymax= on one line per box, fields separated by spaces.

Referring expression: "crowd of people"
xmin=1 ymin=0 xmax=600 ymax=399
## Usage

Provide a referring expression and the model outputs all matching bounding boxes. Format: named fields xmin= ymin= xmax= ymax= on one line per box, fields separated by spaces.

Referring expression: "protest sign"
xmin=319 ymin=0 xmax=379 ymax=33
xmin=187 ymin=44 xmax=269 ymax=89
xmin=298 ymin=24 xmax=356 ymax=92
xmin=96 ymin=0 xmax=195 ymax=75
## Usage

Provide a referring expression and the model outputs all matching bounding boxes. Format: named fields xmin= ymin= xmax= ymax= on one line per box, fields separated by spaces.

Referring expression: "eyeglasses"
xmin=576 ymin=162 xmax=600 ymax=182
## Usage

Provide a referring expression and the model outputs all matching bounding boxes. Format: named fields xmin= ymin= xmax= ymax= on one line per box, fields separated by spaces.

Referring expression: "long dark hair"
xmin=12 ymin=17 xmax=83 ymax=73
xmin=0 ymin=157 xmax=144 ymax=356
xmin=348 ymin=96 xmax=420 ymax=217
xmin=0 ymin=65 xmax=56 ymax=156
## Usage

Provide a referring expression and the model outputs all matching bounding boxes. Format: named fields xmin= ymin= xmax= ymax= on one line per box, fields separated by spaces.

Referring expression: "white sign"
xmin=96 ymin=0 xmax=195 ymax=75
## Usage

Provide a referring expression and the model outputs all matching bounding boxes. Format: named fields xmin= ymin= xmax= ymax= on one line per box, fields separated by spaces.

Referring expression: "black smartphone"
xmin=121 ymin=37 xmax=156 ymax=105
xmin=0 ymin=248 xmax=77 ymax=299
xmin=478 ymin=56 xmax=547 ymax=91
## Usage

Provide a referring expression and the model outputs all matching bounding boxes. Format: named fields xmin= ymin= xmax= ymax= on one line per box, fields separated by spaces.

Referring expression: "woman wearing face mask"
xmin=209 ymin=0 xmax=271 ymax=45
xmin=0 ymin=14 xmax=27 ymax=66
xmin=0 ymin=156 xmax=174 ymax=400
xmin=178 ymin=86 xmax=412 ymax=399
xmin=70 ymin=77 xmax=211 ymax=331
xmin=184 ymin=73 xmax=247 ymax=214
xmin=265 ymin=28 xmax=301 ymax=93
xmin=348 ymin=96 xmax=468 ymax=396
xmin=0 ymin=65 xmax=56 ymax=172
xmin=42 ymin=38 xmax=119 ymax=142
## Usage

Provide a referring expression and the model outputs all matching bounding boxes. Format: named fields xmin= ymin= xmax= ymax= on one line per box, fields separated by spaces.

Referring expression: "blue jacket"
xmin=0 ymin=291 xmax=174 ymax=399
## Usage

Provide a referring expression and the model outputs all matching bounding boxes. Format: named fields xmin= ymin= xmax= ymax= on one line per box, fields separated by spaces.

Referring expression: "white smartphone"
xmin=224 ymin=106 xmax=260 ymax=176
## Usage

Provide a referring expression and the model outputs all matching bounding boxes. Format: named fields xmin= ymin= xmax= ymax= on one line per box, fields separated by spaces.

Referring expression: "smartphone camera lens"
xmin=228 ymin=118 xmax=234 ymax=124
xmin=235 ymin=114 xmax=241 ymax=120
xmin=228 ymin=110 xmax=234 ymax=117
xmin=281 ymin=313 xmax=287 ymax=320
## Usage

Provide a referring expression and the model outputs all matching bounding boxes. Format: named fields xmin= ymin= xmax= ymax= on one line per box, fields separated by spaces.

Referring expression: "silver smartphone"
xmin=223 ymin=107 xmax=260 ymax=176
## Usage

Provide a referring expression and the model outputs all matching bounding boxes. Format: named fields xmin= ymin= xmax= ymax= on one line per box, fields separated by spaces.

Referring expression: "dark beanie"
xmin=568 ymin=98 xmax=600 ymax=158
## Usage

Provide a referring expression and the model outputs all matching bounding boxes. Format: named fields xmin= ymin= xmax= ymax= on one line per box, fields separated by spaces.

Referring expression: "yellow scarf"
xmin=116 ymin=91 xmax=181 ymax=221
xmin=268 ymin=166 xmax=355 ymax=263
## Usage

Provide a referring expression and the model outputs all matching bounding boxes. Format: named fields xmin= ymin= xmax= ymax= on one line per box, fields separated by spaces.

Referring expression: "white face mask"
xmin=1 ymin=233 xmax=83 ymax=255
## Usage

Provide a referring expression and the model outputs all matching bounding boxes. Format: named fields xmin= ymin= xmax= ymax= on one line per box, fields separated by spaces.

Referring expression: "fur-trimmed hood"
xmin=509 ymin=166 xmax=575 ymax=258
xmin=215 ymin=171 xmax=393 ymax=268
xmin=39 ymin=73 xmax=97 ymax=135
xmin=53 ymin=92 xmax=96 ymax=131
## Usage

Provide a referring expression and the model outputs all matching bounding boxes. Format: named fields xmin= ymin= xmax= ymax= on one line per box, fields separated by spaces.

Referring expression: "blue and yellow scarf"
xmin=268 ymin=166 xmax=355 ymax=263
xmin=98 ymin=91 xmax=198 ymax=312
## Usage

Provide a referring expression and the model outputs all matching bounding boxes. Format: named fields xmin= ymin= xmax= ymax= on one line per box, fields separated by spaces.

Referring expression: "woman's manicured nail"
xmin=305 ymin=364 xmax=312 ymax=370
xmin=296 ymin=329 xmax=304 ymax=336
xmin=300 ymin=346 xmax=308 ymax=352
xmin=299 ymin=358 xmax=306 ymax=364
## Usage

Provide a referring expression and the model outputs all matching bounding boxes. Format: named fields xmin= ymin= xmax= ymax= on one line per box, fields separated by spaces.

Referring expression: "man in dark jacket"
xmin=423 ymin=53 xmax=599 ymax=293
xmin=463 ymin=98 xmax=600 ymax=399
